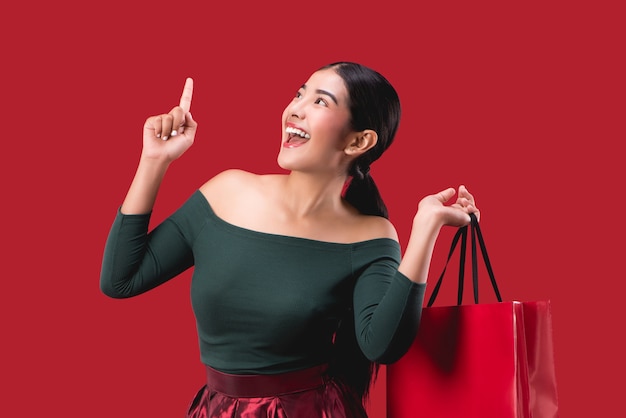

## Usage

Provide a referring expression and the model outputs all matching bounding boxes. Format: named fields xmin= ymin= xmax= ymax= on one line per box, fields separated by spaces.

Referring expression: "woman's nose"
xmin=289 ymin=101 xmax=305 ymax=119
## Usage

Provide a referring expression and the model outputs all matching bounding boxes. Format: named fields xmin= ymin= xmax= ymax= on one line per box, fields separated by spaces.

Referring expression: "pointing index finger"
xmin=179 ymin=77 xmax=193 ymax=113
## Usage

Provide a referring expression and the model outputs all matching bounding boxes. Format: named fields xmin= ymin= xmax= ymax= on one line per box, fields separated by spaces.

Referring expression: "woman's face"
xmin=277 ymin=68 xmax=355 ymax=175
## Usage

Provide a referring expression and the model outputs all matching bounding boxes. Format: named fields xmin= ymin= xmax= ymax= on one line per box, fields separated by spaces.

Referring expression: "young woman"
xmin=100 ymin=62 xmax=480 ymax=417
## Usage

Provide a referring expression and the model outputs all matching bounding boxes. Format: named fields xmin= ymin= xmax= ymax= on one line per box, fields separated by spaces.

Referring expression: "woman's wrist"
xmin=139 ymin=151 xmax=173 ymax=168
xmin=412 ymin=207 xmax=444 ymax=235
xmin=120 ymin=158 xmax=170 ymax=215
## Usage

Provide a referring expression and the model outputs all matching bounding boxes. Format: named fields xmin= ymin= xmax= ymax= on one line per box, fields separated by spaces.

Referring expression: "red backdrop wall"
xmin=2 ymin=1 xmax=623 ymax=417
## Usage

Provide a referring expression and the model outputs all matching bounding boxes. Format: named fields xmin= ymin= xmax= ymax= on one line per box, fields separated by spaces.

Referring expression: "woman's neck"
xmin=280 ymin=171 xmax=349 ymax=218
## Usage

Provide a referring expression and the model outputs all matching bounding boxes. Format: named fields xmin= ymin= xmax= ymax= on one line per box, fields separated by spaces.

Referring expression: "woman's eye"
xmin=314 ymin=97 xmax=328 ymax=107
xmin=295 ymin=91 xmax=303 ymax=99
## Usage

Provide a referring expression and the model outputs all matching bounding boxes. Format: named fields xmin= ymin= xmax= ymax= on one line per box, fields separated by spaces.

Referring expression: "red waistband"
xmin=205 ymin=364 xmax=330 ymax=398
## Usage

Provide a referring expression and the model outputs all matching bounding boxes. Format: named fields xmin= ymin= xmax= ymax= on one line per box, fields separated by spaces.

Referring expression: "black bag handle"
xmin=427 ymin=213 xmax=502 ymax=307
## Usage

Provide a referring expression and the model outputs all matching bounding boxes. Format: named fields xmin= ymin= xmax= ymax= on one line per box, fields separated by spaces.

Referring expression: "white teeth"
xmin=285 ymin=126 xmax=311 ymax=139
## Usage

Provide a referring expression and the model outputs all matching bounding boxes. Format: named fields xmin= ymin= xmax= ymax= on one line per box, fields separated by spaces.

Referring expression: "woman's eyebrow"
xmin=316 ymin=89 xmax=338 ymax=105
xmin=300 ymin=84 xmax=338 ymax=105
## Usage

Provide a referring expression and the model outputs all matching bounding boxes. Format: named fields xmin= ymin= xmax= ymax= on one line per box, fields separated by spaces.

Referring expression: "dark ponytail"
xmin=344 ymin=166 xmax=388 ymax=219
xmin=322 ymin=62 xmax=401 ymax=403
xmin=329 ymin=308 xmax=379 ymax=403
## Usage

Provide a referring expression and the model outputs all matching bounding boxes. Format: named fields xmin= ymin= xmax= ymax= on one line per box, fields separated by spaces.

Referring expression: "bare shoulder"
xmin=198 ymin=169 xmax=260 ymax=200
xmin=353 ymin=213 xmax=399 ymax=242
xmin=197 ymin=169 xmax=260 ymax=213
xmin=200 ymin=169 xmax=255 ymax=190
xmin=197 ymin=170 xmax=281 ymax=224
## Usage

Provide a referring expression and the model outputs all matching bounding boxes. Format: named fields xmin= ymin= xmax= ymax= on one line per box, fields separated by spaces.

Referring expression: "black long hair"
xmin=322 ymin=62 xmax=401 ymax=402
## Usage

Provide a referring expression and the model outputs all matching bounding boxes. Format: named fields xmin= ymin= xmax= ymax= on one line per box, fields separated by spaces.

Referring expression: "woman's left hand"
xmin=416 ymin=185 xmax=480 ymax=228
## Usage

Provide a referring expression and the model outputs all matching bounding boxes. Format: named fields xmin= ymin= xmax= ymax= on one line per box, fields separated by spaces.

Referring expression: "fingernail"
xmin=156 ymin=133 xmax=161 ymax=138
xmin=162 ymin=136 xmax=168 ymax=141
xmin=171 ymin=130 xmax=178 ymax=137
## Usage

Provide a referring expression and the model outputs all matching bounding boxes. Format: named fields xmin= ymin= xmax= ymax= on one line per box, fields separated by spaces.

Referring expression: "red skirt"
xmin=186 ymin=364 xmax=368 ymax=418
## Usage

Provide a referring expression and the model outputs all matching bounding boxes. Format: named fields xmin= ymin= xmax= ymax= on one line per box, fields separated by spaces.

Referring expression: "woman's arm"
xmin=353 ymin=185 xmax=479 ymax=362
xmin=398 ymin=185 xmax=479 ymax=284
xmin=121 ymin=78 xmax=197 ymax=214
xmin=100 ymin=78 xmax=199 ymax=297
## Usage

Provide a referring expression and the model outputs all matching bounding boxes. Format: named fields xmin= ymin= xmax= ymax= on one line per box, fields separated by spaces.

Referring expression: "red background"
xmin=1 ymin=0 xmax=624 ymax=417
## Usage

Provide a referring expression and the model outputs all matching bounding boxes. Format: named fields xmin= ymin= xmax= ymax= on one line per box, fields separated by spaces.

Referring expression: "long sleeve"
xmin=352 ymin=242 xmax=426 ymax=364
xmin=100 ymin=190 xmax=425 ymax=373
xmin=100 ymin=206 xmax=195 ymax=298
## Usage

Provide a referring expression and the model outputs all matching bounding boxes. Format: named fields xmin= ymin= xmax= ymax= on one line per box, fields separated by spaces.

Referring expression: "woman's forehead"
xmin=303 ymin=69 xmax=348 ymax=100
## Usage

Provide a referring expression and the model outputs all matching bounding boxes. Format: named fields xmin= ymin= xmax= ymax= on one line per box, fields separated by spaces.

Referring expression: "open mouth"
xmin=285 ymin=126 xmax=311 ymax=147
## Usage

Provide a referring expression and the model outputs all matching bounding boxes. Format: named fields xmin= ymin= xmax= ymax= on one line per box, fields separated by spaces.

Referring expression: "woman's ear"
xmin=344 ymin=129 xmax=378 ymax=156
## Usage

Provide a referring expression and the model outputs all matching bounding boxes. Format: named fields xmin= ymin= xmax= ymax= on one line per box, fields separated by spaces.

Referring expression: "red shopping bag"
xmin=387 ymin=214 xmax=559 ymax=418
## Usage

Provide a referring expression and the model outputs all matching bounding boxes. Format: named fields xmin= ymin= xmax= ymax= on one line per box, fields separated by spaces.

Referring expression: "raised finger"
xmin=179 ymin=77 xmax=194 ymax=113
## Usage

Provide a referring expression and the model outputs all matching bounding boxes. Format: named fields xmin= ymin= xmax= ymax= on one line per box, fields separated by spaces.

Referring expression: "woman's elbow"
xmin=99 ymin=278 xmax=132 ymax=299
xmin=360 ymin=328 xmax=418 ymax=364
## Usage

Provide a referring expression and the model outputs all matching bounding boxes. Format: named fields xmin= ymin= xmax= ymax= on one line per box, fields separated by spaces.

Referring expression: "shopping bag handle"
xmin=427 ymin=213 xmax=502 ymax=307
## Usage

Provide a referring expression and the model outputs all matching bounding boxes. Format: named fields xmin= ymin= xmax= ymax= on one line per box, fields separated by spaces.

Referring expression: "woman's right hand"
xmin=141 ymin=78 xmax=197 ymax=162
